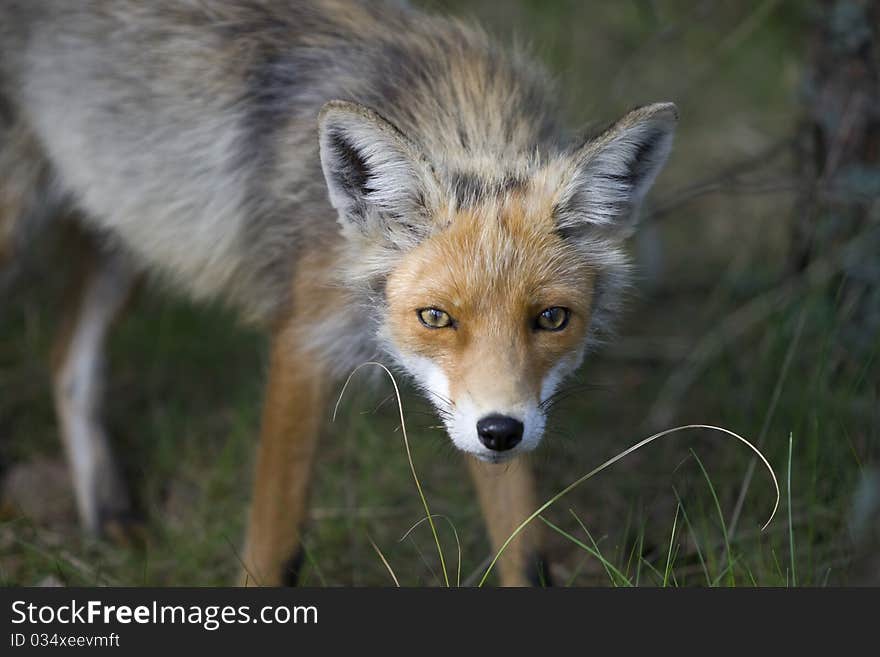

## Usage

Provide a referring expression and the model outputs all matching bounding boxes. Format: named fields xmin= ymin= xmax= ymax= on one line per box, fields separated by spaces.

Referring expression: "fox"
xmin=0 ymin=0 xmax=677 ymax=587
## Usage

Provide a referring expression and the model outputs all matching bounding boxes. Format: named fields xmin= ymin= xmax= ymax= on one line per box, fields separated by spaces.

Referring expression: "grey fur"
xmin=0 ymin=2 xmax=679 ymax=565
xmin=1 ymin=0 xmax=674 ymax=374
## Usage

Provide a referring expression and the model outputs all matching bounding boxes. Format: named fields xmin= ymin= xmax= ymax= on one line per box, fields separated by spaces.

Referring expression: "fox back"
xmin=0 ymin=0 xmax=676 ymax=461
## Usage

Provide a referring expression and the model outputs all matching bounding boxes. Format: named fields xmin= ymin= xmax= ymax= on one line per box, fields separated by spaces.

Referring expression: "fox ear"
xmin=318 ymin=100 xmax=435 ymax=243
xmin=556 ymin=102 xmax=678 ymax=239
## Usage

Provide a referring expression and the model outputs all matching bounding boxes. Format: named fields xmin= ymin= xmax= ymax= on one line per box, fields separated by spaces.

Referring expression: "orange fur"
xmin=467 ymin=456 xmax=544 ymax=586
xmin=241 ymin=249 xmax=342 ymax=586
xmin=241 ymin=327 xmax=326 ymax=586
xmin=386 ymin=192 xmax=594 ymax=410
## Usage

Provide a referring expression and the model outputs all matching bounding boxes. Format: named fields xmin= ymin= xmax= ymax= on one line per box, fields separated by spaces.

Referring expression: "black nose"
xmin=476 ymin=415 xmax=524 ymax=452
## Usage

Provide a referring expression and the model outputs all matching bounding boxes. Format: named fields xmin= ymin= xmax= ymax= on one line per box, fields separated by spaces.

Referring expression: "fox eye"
xmin=535 ymin=307 xmax=570 ymax=331
xmin=417 ymin=307 xmax=454 ymax=329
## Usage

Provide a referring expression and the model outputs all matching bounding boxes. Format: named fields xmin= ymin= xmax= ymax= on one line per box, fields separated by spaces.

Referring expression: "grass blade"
xmin=568 ymin=509 xmax=619 ymax=586
xmin=539 ymin=515 xmax=632 ymax=586
xmin=672 ymin=486 xmax=712 ymax=586
xmin=788 ymin=432 xmax=796 ymax=587
xmin=400 ymin=514 xmax=462 ymax=587
xmin=479 ymin=424 xmax=779 ymax=587
xmin=369 ymin=537 xmax=400 ymax=587
xmin=691 ymin=449 xmax=735 ymax=586
xmin=334 ymin=362 xmax=450 ymax=587
xmin=663 ymin=503 xmax=681 ymax=587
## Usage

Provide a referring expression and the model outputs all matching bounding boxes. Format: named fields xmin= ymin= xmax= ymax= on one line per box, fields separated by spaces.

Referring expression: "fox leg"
xmin=467 ymin=457 xmax=551 ymax=587
xmin=51 ymin=231 xmax=137 ymax=536
xmin=241 ymin=320 xmax=326 ymax=586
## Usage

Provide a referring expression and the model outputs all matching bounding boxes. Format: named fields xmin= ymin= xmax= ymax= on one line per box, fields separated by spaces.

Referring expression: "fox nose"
xmin=476 ymin=414 xmax=524 ymax=452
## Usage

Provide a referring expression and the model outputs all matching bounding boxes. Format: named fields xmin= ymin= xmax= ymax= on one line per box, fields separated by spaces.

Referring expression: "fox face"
xmin=318 ymin=100 xmax=677 ymax=461
xmin=382 ymin=196 xmax=594 ymax=460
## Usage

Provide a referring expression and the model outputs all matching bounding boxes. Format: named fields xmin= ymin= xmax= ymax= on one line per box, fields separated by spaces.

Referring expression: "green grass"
xmin=1 ymin=1 xmax=876 ymax=587
xmin=2 ymin=282 xmax=871 ymax=586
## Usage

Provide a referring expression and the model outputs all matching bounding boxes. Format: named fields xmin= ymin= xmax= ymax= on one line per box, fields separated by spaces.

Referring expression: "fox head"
xmin=318 ymin=99 xmax=677 ymax=462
